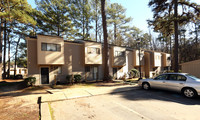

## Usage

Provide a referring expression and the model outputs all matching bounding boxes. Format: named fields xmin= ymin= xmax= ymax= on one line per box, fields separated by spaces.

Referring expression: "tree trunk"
xmin=57 ymin=24 xmax=60 ymax=36
xmin=3 ymin=21 xmax=7 ymax=79
xmin=174 ymin=0 xmax=179 ymax=72
xmin=101 ymin=0 xmax=109 ymax=81
xmin=82 ymin=0 xmax=85 ymax=40
xmin=7 ymin=31 xmax=10 ymax=78
xmin=14 ymin=37 xmax=21 ymax=78
xmin=95 ymin=0 xmax=98 ymax=42
xmin=169 ymin=35 xmax=172 ymax=70
xmin=183 ymin=32 xmax=186 ymax=62
xmin=195 ymin=22 xmax=198 ymax=59
xmin=114 ymin=23 xmax=116 ymax=44
xmin=0 ymin=18 xmax=3 ymax=80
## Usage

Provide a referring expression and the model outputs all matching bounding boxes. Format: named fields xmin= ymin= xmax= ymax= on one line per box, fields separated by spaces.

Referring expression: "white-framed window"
xmin=115 ymin=51 xmax=125 ymax=57
xmin=156 ymin=55 xmax=160 ymax=60
xmin=87 ymin=47 xmax=100 ymax=54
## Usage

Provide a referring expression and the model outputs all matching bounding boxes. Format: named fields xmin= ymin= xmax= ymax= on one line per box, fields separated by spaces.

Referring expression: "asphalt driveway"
xmin=42 ymin=86 xmax=200 ymax=120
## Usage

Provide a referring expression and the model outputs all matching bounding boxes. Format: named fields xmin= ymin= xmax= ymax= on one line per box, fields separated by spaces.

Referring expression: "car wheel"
xmin=183 ymin=88 xmax=197 ymax=98
xmin=142 ymin=83 xmax=150 ymax=90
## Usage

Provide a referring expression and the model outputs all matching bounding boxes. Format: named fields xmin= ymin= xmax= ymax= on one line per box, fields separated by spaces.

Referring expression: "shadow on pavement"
xmin=110 ymin=87 xmax=200 ymax=105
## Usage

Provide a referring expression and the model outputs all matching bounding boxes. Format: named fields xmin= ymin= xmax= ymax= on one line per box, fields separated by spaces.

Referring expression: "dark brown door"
xmin=41 ymin=67 xmax=49 ymax=84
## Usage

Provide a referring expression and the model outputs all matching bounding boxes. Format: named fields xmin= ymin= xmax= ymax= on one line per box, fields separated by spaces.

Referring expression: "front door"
xmin=113 ymin=68 xmax=117 ymax=79
xmin=93 ymin=67 xmax=98 ymax=80
xmin=41 ymin=67 xmax=49 ymax=84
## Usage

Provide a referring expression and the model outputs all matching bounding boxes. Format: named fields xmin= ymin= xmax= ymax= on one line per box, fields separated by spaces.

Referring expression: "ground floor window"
xmin=85 ymin=66 xmax=98 ymax=80
xmin=85 ymin=66 xmax=90 ymax=72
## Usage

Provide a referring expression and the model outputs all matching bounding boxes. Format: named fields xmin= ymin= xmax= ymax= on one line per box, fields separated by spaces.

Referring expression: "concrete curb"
xmin=41 ymin=103 xmax=52 ymax=120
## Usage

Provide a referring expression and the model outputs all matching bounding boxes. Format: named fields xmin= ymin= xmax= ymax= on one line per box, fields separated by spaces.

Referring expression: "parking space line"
xmin=112 ymin=101 xmax=152 ymax=120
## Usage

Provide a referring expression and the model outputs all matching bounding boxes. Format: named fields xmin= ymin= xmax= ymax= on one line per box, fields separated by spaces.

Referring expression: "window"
xmin=115 ymin=51 xmax=125 ymax=57
xmin=42 ymin=43 xmax=47 ymax=51
xmin=85 ymin=66 xmax=90 ymax=72
xmin=154 ymin=74 xmax=168 ymax=80
xmin=186 ymin=74 xmax=200 ymax=80
xmin=41 ymin=43 xmax=61 ymax=52
xmin=156 ymin=55 xmax=160 ymax=60
xmin=177 ymin=75 xmax=187 ymax=81
xmin=167 ymin=57 xmax=171 ymax=61
xmin=87 ymin=47 xmax=100 ymax=54
xmin=168 ymin=74 xmax=186 ymax=81
xmin=168 ymin=74 xmax=177 ymax=80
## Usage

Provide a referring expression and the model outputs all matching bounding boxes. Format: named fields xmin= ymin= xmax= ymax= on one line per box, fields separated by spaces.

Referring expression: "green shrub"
xmin=122 ymin=74 xmax=127 ymax=81
xmin=108 ymin=75 xmax=113 ymax=81
xmin=166 ymin=70 xmax=181 ymax=73
xmin=66 ymin=74 xmax=82 ymax=84
xmin=10 ymin=75 xmax=15 ymax=79
xmin=66 ymin=75 xmax=72 ymax=84
xmin=24 ymin=77 xmax=36 ymax=86
xmin=74 ymin=74 xmax=82 ymax=83
xmin=129 ymin=69 xmax=139 ymax=78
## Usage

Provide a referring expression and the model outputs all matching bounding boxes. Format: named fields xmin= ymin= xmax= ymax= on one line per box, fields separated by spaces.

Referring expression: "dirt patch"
xmin=0 ymin=86 xmax=50 ymax=120
xmin=0 ymin=97 xmax=39 ymax=120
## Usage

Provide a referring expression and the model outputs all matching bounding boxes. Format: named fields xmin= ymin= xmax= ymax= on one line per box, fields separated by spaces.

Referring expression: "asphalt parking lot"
xmin=47 ymin=87 xmax=200 ymax=120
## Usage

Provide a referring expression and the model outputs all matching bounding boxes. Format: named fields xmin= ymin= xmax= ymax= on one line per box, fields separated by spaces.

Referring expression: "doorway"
xmin=93 ymin=67 xmax=98 ymax=80
xmin=41 ymin=67 xmax=49 ymax=84
xmin=113 ymin=68 xmax=117 ymax=79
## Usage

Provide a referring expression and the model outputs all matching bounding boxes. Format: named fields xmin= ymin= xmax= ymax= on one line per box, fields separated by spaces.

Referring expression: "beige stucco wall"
xmin=84 ymin=42 xmax=102 ymax=65
xmin=27 ymin=37 xmax=64 ymax=84
xmin=162 ymin=53 xmax=171 ymax=67
xmin=145 ymin=51 xmax=163 ymax=78
xmin=27 ymin=38 xmax=40 ymax=85
xmin=60 ymin=42 xmax=85 ymax=81
xmin=27 ymin=35 xmax=172 ymax=83
xmin=63 ymin=42 xmax=103 ymax=81
xmin=111 ymin=46 xmax=126 ymax=67
xmin=182 ymin=60 xmax=200 ymax=78
xmin=144 ymin=52 xmax=150 ymax=78
xmin=133 ymin=50 xmax=145 ymax=67
xmin=37 ymin=35 xmax=64 ymax=65
xmin=126 ymin=50 xmax=134 ymax=72
xmin=109 ymin=48 xmax=134 ymax=79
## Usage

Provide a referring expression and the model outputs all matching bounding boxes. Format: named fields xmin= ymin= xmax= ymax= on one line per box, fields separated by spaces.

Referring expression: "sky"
xmin=27 ymin=0 xmax=200 ymax=34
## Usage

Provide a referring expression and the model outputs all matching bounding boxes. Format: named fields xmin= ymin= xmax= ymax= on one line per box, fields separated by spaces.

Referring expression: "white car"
xmin=138 ymin=73 xmax=200 ymax=98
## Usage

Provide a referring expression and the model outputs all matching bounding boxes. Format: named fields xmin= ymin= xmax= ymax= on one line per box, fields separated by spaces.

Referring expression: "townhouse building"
xmin=26 ymin=35 xmax=171 ymax=85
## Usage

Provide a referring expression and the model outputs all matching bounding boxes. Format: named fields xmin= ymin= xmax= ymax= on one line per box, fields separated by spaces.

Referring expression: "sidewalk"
xmin=40 ymin=84 xmax=138 ymax=120
xmin=41 ymin=84 xmax=138 ymax=102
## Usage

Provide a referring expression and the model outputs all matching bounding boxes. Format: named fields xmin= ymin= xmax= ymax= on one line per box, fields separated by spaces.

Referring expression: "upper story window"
xmin=167 ymin=56 xmax=171 ymax=61
xmin=87 ymin=47 xmax=100 ymax=54
xmin=41 ymin=43 xmax=61 ymax=52
xmin=156 ymin=55 xmax=160 ymax=60
xmin=115 ymin=51 xmax=125 ymax=57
